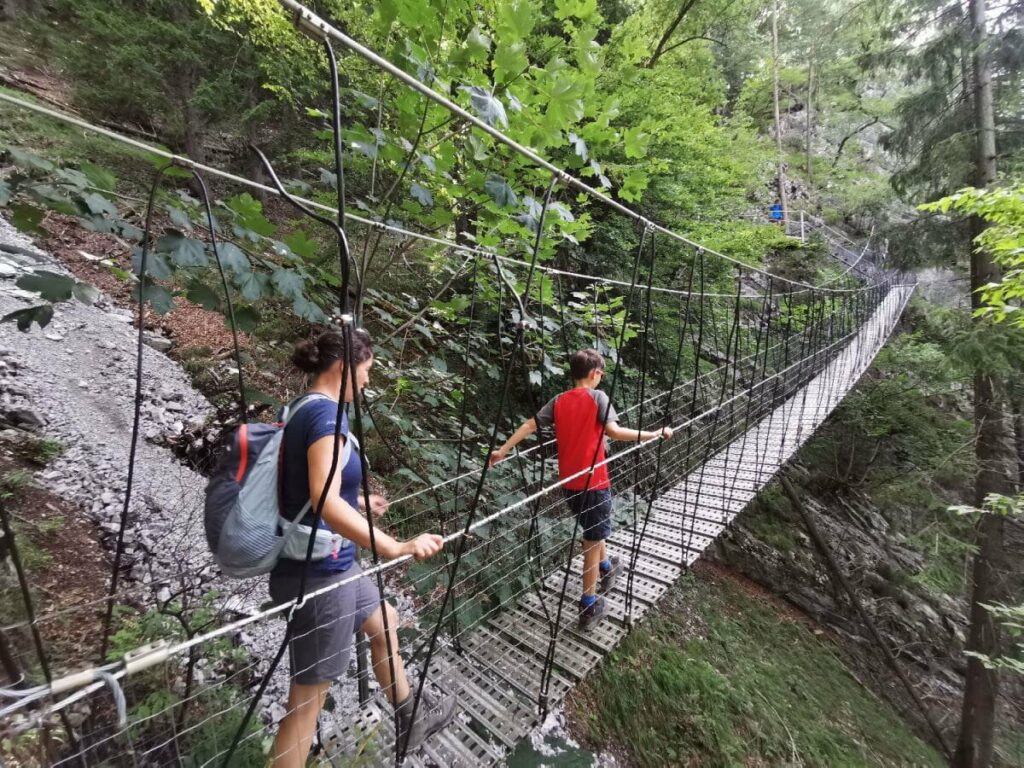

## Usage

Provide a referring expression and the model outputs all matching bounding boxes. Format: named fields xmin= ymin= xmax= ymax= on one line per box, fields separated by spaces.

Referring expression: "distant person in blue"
xmin=769 ymin=202 xmax=784 ymax=222
xmin=270 ymin=328 xmax=456 ymax=766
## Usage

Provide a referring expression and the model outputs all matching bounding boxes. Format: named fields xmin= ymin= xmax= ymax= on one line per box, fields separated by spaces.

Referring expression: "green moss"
xmin=578 ymin=570 xmax=944 ymax=768
xmin=743 ymin=489 xmax=800 ymax=551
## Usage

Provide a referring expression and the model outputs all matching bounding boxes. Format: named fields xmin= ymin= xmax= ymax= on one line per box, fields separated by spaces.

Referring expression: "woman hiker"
xmin=270 ymin=328 xmax=457 ymax=766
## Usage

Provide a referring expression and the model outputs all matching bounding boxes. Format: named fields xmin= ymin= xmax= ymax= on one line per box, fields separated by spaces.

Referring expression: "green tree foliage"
xmin=868 ymin=0 xmax=1024 ymax=267
xmin=0 ymin=146 xmax=340 ymax=324
xmin=921 ymin=185 xmax=1024 ymax=327
xmin=37 ymin=1 xmax=302 ymax=162
xmin=923 ymin=184 xmax=1024 ymax=680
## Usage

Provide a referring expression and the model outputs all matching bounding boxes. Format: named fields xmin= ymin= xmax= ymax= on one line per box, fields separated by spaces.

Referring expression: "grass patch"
xmin=0 ymin=469 xmax=50 ymax=586
xmin=0 ymin=468 xmax=32 ymax=493
xmin=907 ymin=515 xmax=977 ymax=596
xmin=2 ymin=432 xmax=65 ymax=466
xmin=574 ymin=567 xmax=944 ymax=767
xmin=28 ymin=436 xmax=63 ymax=465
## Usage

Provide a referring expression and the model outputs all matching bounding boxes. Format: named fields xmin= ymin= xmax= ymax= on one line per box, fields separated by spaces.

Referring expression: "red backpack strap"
xmin=234 ymin=424 xmax=249 ymax=483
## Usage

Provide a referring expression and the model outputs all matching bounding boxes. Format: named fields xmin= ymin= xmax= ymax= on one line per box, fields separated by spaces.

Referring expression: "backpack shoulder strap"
xmin=281 ymin=392 xmax=330 ymax=425
xmin=281 ymin=421 xmax=355 ymax=529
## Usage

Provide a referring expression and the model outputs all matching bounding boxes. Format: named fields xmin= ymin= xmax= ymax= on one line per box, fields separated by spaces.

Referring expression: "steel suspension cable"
xmin=220 ymin=37 xmax=403 ymax=766
xmin=98 ymin=165 xmax=170 ymax=662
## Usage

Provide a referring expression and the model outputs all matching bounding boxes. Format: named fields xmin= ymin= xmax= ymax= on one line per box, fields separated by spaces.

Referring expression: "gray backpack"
xmin=203 ymin=394 xmax=354 ymax=578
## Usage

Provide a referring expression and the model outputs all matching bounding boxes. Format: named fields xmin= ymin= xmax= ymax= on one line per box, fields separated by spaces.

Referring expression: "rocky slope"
xmin=0 ymin=214 xmax=302 ymax=735
xmin=0 ymin=214 xmax=218 ymax=598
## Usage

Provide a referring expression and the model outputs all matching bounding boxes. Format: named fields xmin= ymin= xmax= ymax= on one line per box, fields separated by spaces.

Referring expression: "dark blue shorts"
xmin=565 ymin=488 xmax=613 ymax=541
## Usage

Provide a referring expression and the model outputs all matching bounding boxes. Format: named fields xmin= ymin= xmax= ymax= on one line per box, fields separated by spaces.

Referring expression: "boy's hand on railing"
xmin=661 ymin=427 xmax=674 ymax=440
xmin=488 ymin=448 xmax=508 ymax=467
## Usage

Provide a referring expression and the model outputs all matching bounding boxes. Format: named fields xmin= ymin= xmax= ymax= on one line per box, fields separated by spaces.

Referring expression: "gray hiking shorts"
xmin=269 ymin=562 xmax=381 ymax=685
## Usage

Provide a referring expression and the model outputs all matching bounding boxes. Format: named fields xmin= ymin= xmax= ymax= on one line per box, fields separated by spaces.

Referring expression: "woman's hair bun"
xmin=291 ymin=329 xmax=370 ymax=376
xmin=291 ymin=339 xmax=321 ymax=373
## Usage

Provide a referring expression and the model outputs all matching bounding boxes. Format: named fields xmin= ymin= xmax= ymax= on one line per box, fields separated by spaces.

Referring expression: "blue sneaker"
xmin=599 ymin=555 xmax=621 ymax=594
xmin=578 ymin=595 xmax=607 ymax=631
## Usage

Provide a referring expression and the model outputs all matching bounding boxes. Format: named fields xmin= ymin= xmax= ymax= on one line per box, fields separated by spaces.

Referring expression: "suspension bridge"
xmin=0 ymin=1 xmax=918 ymax=765
xmin=313 ymin=283 xmax=913 ymax=767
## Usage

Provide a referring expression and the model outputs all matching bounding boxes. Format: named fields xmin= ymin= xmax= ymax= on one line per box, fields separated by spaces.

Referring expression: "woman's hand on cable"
xmin=359 ymin=493 xmax=389 ymax=518
xmin=488 ymin=448 xmax=508 ymax=467
xmin=404 ymin=533 xmax=444 ymax=561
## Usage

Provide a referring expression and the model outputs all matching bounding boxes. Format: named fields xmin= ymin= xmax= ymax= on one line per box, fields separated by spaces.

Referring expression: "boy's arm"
xmin=489 ymin=418 xmax=537 ymax=466
xmin=605 ymin=422 xmax=673 ymax=442
xmin=489 ymin=395 xmax=557 ymax=467
xmin=592 ymin=389 xmax=670 ymax=442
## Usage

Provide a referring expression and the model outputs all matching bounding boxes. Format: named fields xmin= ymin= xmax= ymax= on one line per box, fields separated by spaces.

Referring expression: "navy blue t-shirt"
xmin=273 ymin=395 xmax=360 ymax=575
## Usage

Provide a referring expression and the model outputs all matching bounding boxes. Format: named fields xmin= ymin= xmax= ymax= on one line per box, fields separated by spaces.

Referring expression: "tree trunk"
xmin=1013 ymin=387 xmax=1024 ymax=485
xmin=245 ymin=118 xmax=269 ymax=205
xmin=805 ymin=58 xmax=813 ymax=183
xmin=181 ymin=98 xmax=206 ymax=166
xmin=646 ymin=0 xmax=701 ymax=68
xmin=953 ymin=1 xmax=1017 ymax=765
xmin=771 ymin=0 xmax=789 ymax=232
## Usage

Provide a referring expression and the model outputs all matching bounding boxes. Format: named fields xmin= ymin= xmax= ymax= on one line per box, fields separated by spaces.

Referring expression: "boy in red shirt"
xmin=490 ymin=349 xmax=673 ymax=629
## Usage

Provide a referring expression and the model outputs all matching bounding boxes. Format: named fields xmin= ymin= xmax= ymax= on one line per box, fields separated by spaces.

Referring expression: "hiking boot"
xmin=578 ymin=596 xmax=607 ymax=631
xmin=598 ymin=556 xmax=622 ymax=594
xmin=395 ymin=689 xmax=458 ymax=754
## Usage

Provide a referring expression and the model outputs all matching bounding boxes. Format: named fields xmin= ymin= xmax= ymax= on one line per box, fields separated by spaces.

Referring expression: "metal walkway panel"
xmin=561 ymin=561 xmax=670 ymax=616
xmin=515 ymin=591 xmax=627 ymax=652
xmin=490 ymin=608 xmax=603 ymax=680
xmin=654 ymin=494 xmax=743 ymax=521
xmin=604 ymin=541 xmax=683 ymax=583
xmin=607 ymin=531 xmax=690 ymax=565
xmin=624 ymin=518 xmax=716 ymax=551
xmin=426 ymin=650 xmax=535 ymax=748
xmin=642 ymin=508 xmax=726 ymax=540
xmin=460 ymin=627 xmax=573 ymax=704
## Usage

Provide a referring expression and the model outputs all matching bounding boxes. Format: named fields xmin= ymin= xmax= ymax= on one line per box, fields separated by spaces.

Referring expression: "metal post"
xmin=356 ymin=631 xmax=370 ymax=703
xmin=799 ymin=210 xmax=805 ymax=242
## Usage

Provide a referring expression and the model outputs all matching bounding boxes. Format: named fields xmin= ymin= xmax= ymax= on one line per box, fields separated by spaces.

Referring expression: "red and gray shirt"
xmin=535 ymin=388 xmax=619 ymax=491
